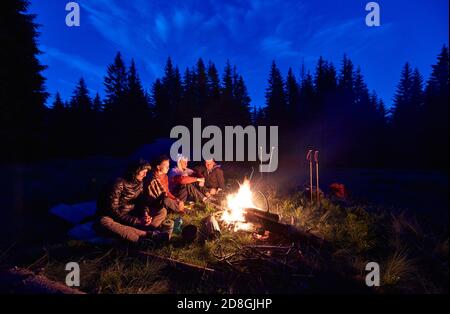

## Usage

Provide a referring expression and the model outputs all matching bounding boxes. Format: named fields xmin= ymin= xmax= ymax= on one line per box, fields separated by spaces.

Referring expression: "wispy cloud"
xmin=155 ymin=14 xmax=169 ymax=42
xmin=305 ymin=18 xmax=393 ymax=57
xmin=261 ymin=36 xmax=300 ymax=58
xmin=83 ymin=1 xmax=134 ymax=49
xmin=172 ymin=7 xmax=203 ymax=29
xmin=173 ymin=9 xmax=186 ymax=28
xmin=40 ymin=45 xmax=103 ymax=79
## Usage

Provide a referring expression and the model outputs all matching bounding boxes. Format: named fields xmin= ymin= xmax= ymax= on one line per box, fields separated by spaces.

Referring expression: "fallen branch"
xmin=0 ymin=267 xmax=85 ymax=294
xmin=244 ymin=245 xmax=293 ymax=250
xmin=133 ymin=250 xmax=217 ymax=275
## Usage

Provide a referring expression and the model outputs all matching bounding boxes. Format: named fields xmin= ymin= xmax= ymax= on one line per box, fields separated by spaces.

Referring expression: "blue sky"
xmin=30 ymin=0 xmax=448 ymax=108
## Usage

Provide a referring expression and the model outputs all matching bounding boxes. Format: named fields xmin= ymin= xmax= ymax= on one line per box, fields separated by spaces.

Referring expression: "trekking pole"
xmin=314 ymin=151 xmax=320 ymax=205
xmin=306 ymin=150 xmax=313 ymax=203
xmin=259 ymin=146 xmax=263 ymax=181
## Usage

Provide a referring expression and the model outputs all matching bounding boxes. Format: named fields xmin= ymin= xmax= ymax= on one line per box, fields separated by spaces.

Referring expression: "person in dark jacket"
xmin=96 ymin=159 xmax=167 ymax=243
xmin=196 ymin=159 xmax=225 ymax=196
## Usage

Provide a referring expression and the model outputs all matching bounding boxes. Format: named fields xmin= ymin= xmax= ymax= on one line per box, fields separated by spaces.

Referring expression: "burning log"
xmin=200 ymin=215 xmax=221 ymax=241
xmin=220 ymin=180 xmax=326 ymax=248
xmin=244 ymin=207 xmax=325 ymax=247
xmin=243 ymin=207 xmax=279 ymax=224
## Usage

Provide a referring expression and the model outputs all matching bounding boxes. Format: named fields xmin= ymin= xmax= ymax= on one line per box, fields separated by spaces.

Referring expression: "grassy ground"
xmin=1 ymin=176 xmax=448 ymax=294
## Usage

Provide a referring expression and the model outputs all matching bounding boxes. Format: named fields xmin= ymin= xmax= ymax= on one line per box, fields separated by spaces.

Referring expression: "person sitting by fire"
xmin=196 ymin=158 xmax=226 ymax=196
xmin=96 ymin=159 xmax=168 ymax=243
xmin=168 ymin=154 xmax=208 ymax=203
xmin=144 ymin=155 xmax=186 ymax=214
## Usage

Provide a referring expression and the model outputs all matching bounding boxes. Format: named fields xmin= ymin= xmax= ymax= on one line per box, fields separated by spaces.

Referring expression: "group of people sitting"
xmin=95 ymin=155 xmax=225 ymax=245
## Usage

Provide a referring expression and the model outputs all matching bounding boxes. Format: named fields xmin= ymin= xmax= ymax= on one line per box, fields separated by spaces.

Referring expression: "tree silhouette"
xmin=285 ymin=67 xmax=300 ymax=127
xmin=152 ymin=57 xmax=183 ymax=133
xmin=265 ymin=61 xmax=286 ymax=125
xmin=219 ymin=60 xmax=235 ymax=125
xmin=104 ymin=52 xmax=128 ymax=113
xmin=194 ymin=58 xmax=208 ymax=121
xmin=206 ymin=61 xmax=221 ymax=125
xmin=298 ymin=70 xmax=315 ymax=125
xmin=233 ymin=75 xmax=252 ymax=126
xmin=66 ymin=78 xmax=94 ymax=154
xmin=150 ymin=78 xmax=165 ymax=134
xmin=0 ymin=0 xmax=48 ymax=160
xmin=51 ymin=92 xmax=65 ymax=112
xmin=126 ymin=59 xmax=148 ymax=111
xmin=389 ymin=63 xmax=424 ymax=166
xmin=92 ymin=93 xmax=103 ymax=113
xmin=423 ymin=45 xmax=449 ymax=168
xmin=69 ymin=78 xmax=92 ymax=113
xmin=123 ymin=58 xmax=152 ymax=145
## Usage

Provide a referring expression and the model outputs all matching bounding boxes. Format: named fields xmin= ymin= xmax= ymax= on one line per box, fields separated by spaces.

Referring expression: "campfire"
xmin=220 ymin=179 xmax=257 ymax=231
xmin=220 ymin=179 xmax=274 ymax=232
xmin=217 ymin=179 xmax=324 ymax=247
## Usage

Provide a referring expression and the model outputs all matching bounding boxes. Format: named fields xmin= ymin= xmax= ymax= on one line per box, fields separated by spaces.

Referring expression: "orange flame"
xmin=221 ymin=179 xmax=258 ymax=231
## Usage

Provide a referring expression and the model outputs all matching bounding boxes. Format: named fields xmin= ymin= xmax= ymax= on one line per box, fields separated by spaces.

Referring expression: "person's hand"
xmin=197 ymin=178 xmax=205 ymax=187
xmin=140 ymin=213 xmax=152 ymax=226
xmin=177 ymin=201 xmax=185 ymax=212
xmin=210 ymin=188 xmax=217 ymax=195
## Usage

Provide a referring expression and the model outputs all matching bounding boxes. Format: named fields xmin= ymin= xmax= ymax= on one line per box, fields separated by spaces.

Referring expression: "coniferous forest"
xmin=1 ymin=1 xmax=449 ymax=170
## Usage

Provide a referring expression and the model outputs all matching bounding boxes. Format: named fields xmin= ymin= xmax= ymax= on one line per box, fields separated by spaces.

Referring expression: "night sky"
xmin=30 ymin=0 xmax=449 ymax=108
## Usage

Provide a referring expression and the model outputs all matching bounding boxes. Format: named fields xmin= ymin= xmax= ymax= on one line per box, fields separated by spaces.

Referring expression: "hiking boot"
xmin=137 ymin=237 xmax=157 ymax=250
xmin=148 ymin=230 xmax=171 ymax=242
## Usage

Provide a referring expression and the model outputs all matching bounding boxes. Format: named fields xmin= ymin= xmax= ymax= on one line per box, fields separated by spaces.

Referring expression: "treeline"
xmin=260 ymin=47 xmax=449 ymax=169
xmin=1 ymin=0 xmax=448 ymax=169
xmin=46 ymin=54 xmax=153 ymax=156
xmin=44 ymin=54 xmax=252 ymax=157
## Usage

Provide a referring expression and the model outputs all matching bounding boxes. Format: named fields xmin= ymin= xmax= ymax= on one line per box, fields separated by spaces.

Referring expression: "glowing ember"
xmin=221 ymin=179 xmax=260 ymax=231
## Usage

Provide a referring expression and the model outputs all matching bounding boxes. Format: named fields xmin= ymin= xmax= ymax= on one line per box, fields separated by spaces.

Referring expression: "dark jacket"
xmin=196 ymin=164 xmax=225 ymax=189
xmin=97 ymin=177 xmax=144 ymax=226
xmin=96 ymin=159 xmax=151 ymax=226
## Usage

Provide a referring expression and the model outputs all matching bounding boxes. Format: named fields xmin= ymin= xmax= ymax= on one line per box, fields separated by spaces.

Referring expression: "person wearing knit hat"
xmin=168 ymin=154 xmax=208 ymax=204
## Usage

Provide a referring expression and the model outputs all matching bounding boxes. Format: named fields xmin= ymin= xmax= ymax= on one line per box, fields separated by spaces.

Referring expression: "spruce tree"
xmin=423 ymin=45 xmax=449 ymax=168
xmin=265 ymin=60 xmax=286 ymax=124
xmin=0 ymin=0 xmax=48 ymax=159
xmin=69 ymin=78 xmax=92 ymax=113
xmin=285 ymin=67 xmax=300 ymax=123
xmin=92 ymin=93 xmax=103 ymax=113
xmin=104 ymin=52 xmax=128 ymax=113
xmin=52 ymin=92 xmax=65 ymax=112
xmin=206 ymin=61 xmax=221 ymax=125
xmin=234 ymin=75 xmax=252 ymax=125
